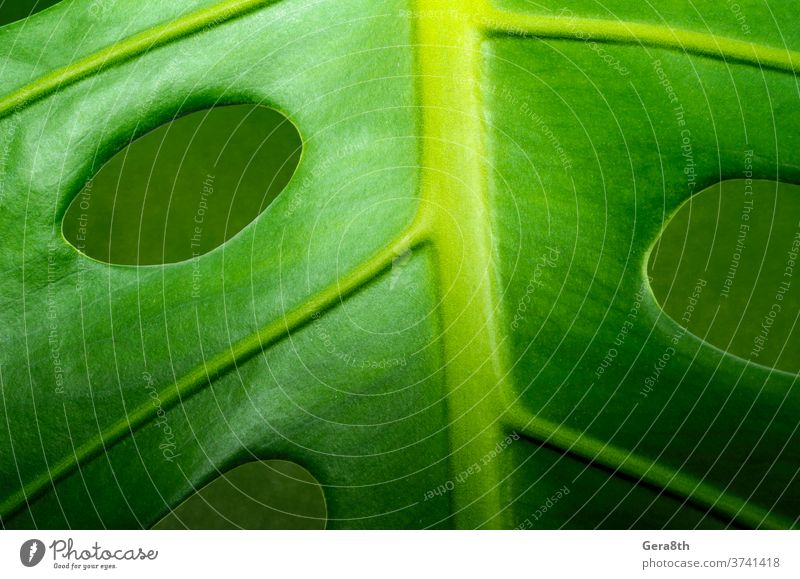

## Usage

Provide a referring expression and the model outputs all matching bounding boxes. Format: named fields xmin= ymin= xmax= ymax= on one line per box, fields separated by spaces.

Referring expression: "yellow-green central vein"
xmin=415 ymin=0 xmax=512 ymax=529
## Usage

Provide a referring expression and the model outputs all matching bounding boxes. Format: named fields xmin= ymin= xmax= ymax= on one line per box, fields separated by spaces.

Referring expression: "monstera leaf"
xmin=1 ymin=0 xmax=799 ymax=530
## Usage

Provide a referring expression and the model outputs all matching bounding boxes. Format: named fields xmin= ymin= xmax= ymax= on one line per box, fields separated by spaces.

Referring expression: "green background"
xmin=1 ymin=0 xmax=798 ymax=530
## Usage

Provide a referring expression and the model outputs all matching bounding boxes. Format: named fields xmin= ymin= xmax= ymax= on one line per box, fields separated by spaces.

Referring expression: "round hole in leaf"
xmin=152 ymin=460 xmax=326 ymax=530
xmin=648 ymin=179 xmax=800 ymax=373
xmin=62 ymin=104 xmax=302 ymax=265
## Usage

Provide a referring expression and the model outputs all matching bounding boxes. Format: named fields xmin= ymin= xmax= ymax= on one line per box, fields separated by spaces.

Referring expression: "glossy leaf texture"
xmin=1 ymin=0 xmax=798 ymax=529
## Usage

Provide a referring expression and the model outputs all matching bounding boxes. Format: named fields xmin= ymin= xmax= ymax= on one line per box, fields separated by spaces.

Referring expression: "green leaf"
xmin=1 ymin=0 xmax=799 ymax=529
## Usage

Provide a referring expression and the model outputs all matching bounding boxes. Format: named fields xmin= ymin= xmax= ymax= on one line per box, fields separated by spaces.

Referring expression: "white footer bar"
xmin=1 ymin=530 xmax=796 ymax=578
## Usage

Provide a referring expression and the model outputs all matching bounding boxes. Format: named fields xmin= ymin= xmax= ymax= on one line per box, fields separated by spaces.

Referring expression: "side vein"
xmin=0 ymin=0 xmax=276 ymax=118
xmin=3 ymin=1 xmax=798 ymax=123
xmin=0 ymin=223 xmax=428 ymax=520
xmin=511 ymin=414 xmax=793 ymax=529
xmin=482 ymin=9 xmax=800 ymax=73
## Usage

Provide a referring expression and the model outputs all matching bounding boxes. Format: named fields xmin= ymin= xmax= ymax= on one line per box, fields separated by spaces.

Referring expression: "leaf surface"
xmin=1 ymin=0 xmax=799 ymax=529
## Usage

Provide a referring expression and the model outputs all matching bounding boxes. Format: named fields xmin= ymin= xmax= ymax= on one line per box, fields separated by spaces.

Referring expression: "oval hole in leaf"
xmin=648 ymin=179 xmax=800 ymax=373
xmin=152 ymin=460 xmax=326 ymax=530
xmin=62 ymin=104 xmax=302 ymax=265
